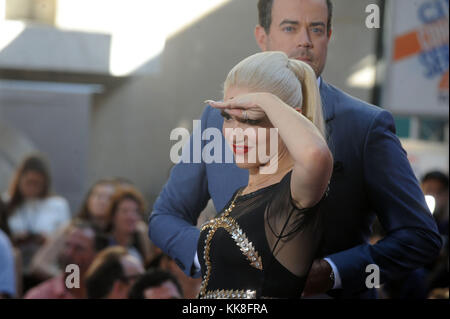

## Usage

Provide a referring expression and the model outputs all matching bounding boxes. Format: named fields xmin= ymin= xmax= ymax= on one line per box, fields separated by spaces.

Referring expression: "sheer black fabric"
xmin=197 ymin=171 xmax=325 ymax=298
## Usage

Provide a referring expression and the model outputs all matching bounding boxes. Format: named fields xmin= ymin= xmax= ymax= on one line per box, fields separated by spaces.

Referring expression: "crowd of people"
xmin=0 ymin=152 xmax=447 ymax=299
xmin=0 ymin=153 xmax=202 ymax=299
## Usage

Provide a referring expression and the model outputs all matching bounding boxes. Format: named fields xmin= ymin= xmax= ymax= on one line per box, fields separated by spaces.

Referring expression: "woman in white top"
xmin=5 ymin=154 xmax=71 ymax=274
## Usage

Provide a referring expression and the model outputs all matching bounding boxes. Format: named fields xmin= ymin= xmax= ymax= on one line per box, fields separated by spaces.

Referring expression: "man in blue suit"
xmin=149 ymin=0 xmax=442 ymax=298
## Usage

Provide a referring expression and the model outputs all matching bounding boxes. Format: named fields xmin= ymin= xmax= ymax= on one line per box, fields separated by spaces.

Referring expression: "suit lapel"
xmin=319 ymin=80 xmax=337 ymax=147
xmin=319 ymin=80 xmax=336 ymax=123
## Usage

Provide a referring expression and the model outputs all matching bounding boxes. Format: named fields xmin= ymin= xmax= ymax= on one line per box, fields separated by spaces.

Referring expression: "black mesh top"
xmin=197 ymin=171 xmax=325 ymax=299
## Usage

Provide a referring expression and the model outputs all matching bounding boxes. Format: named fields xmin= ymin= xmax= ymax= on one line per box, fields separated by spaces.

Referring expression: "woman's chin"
xmin=235 ymin=161 xmax=261 ymax=171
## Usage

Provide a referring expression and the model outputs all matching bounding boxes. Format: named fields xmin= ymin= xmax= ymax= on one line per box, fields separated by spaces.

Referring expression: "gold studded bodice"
xmin=197 ymin=171 xmax=325 ymax=299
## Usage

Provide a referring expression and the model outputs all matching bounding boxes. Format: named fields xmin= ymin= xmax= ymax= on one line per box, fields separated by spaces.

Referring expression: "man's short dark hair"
xmin=85 ymin=246 xmax=129 ymax=299
xmin=128 ymin=269 xmax=183 ymax=299
xmin=258 ymin=0 xmax=333 ymax=35
xmin=421 ymin=171 xmax=449 ymax=190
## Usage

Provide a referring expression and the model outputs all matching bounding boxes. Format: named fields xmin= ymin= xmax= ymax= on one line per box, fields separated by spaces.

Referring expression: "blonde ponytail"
xmin=287 ymin=59 xmax=326 ymax=138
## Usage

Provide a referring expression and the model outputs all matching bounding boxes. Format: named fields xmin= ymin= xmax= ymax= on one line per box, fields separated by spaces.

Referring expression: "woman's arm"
xmin=258 ymin=93 xmax=332 ymax=208
xmin=208 ymin=92 xmax=333 ymax=208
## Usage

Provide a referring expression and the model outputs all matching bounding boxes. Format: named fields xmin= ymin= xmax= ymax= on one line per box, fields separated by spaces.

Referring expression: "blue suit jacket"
xmin=149 ymin=80 xmax=442 ymax=298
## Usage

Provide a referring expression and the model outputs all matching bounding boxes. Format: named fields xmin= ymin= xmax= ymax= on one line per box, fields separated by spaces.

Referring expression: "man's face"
xmin=143 ymin=281 xmax=182 ymax=299
xmin=255 ymin=0 xmax=331 ymax=77
xmin=121 ymin=255 xmax=144 ymax=285
xmin=59 ymin=227 xmax=96 ymax=275
xmin=115 ymin=255 xmax=144 ymax=298
xmin=422 ymin=179 xmax=449 ymax=213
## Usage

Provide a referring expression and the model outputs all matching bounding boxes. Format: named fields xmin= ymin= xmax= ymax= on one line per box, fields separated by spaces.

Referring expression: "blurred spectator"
xmin=106 ymin=186 xmax=153 ymax=267
xmin=77 ymin=179 xmax=119 ymax=232
xmin=428 ymin=288 xmax=449 ymax=299
xmin=85 ymin=246 xmax=144 ymax=299
xmin=421 ymin=171 xmax=449 ymax=236
xmin=3 ymin=154 xmax=71 ymax=276
xmin=104 ymin=179 xmax=159 ymax=265
xmin=420 ymin=171 xmax=449 ymax=298
xmin=29 ymin=178 xmax=119 ymax=280
xmin=128 ymin=269 xmax=183 ymax=299
xmin=5 ymin=154 xmax=71 ymax=237
xmin=24 ymin=220 xmax=108 ymax=299
xmin=148 ymin=252 xmax=201 ymax=298
xmin=0 ymin=228 xmax=16 ymax=298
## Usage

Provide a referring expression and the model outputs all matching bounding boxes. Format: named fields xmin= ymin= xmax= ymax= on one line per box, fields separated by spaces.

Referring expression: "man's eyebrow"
xmin=279 ymin=19 xmax=299 ymax=26
xmin=310 ymin=22 xmax=326 ymax=28
xmin=279 ymin=20 xmax=326 ymax=28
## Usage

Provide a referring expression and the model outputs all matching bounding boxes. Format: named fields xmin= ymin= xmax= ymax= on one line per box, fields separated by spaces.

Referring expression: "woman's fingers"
xmin=224 ymin=109 xmax=244 ymax=118
xmin=205 ymin=95 xmax=266 ymax=120
xmin=205 ymin=95 xmax=257 ymax=109
xmin=204 ymin=100 xmax=229 ymax=108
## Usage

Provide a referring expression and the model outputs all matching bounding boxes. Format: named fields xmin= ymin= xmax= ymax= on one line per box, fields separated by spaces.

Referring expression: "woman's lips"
xmin=232 ymin=144 xmax=249 ymax=154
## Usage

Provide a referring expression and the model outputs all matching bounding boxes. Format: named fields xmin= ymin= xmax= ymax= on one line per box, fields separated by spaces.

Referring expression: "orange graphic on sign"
xmin=393 ymin=17 xmax=449 ymax=61
xmin=439 ymin=70 xmax=449 ymax=90
xmin=394 ymin=32 xmax=422 ymax=61
xmin=393 ymin=17 xmax=449 ymax=92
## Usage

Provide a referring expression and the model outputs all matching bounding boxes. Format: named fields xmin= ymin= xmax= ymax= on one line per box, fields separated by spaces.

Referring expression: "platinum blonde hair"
xmin=224 ymin=51 xmax=325 ymax=137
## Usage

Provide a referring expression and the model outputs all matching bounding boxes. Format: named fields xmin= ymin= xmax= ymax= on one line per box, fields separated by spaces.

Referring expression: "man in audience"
xmin=128 ymin=269 xmax=183 ymax=299
xmin=148 ymin=252 xmax=200 ymax=298
xmin=24 ymin=220 xmax=108 ymax=299
xmin=85 ymin=246 xmax=144 ymax=299
xmin=421 ymin=171 xmax=449 ymax=236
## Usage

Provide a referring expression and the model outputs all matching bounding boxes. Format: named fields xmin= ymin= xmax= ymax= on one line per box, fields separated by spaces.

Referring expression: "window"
xmin=419 ymin=117 xmax=448 ymax=142
xmin=394 ymin=116 xmax=410 ymax=138
xmin=393 ymin=115 xmax=449 ymax=142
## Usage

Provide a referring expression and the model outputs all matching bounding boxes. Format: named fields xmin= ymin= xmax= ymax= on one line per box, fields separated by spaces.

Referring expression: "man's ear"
xmin=254 ymin=25 xmax=268 ymax=51
xmin=327 ymin=28 xmax=332 ymax=40
xmin=294 ymin=107 xmax=302 ymax=114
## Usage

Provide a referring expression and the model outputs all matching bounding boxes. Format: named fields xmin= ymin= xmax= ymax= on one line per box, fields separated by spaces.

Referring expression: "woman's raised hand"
xmin=205 ymin=92 xmax=273 ymax=122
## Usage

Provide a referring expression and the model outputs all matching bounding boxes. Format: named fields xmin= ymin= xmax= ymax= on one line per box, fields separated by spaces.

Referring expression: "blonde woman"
xmin=197 ymin=51 xmax=333 ymax=298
